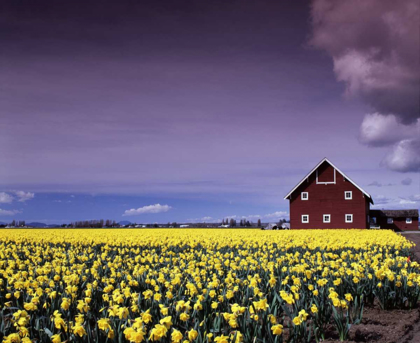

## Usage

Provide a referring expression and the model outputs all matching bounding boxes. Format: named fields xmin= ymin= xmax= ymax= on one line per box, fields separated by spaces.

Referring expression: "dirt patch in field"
xmin=323 ymin=233 xmax=420 ymax=343
xmin=323 ymin=306 xmax=420 ymax=343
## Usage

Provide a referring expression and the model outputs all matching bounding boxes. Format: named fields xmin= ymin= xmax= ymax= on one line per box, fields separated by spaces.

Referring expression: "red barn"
xmin=369 ymin=209 xmax=419 ymax=231
xmin=284 ymin=158 xmax=373 ymax=229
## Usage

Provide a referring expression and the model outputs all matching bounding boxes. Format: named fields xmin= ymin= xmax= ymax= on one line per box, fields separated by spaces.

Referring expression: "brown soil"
xmin=324 ymin=233 xmax=420 ymax=343
xmin=324 ymin=306 xmax=420 ymax=343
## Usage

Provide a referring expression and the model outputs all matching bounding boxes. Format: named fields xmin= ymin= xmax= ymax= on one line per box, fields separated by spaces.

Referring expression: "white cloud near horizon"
xmin=123 ymin=203 xmax=172 ymax=216
xmin=399 ymin=199 xmax=416 ymax=205
xmin=264 ymin=211 xmax=289 ymax=219
xmin=0 ymin=192 xmax=14 ymax=203
xmin=0 ymin=208 xmax=21 ymax=216
xmin=15 ymin=191 xmax=35 ymax=202
xmin=371 ymin=193 xmax=420 ymax=209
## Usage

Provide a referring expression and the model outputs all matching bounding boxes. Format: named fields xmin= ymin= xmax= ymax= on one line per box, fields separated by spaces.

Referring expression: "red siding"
xmin=372 ymin=216 xmax=419 ymax=231
xmin=289 ymin=162 xmax=369 ymax=229
xmin=317 ymin=163 xmax=335 ymax=183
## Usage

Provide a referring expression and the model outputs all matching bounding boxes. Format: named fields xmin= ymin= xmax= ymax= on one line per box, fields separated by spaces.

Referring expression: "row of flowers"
xmin=0 ymin=229 xmax=418 ymax=343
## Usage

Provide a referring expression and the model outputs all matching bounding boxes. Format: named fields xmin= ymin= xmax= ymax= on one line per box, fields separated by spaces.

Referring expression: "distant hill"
xmin=119 ymin=221 xmax=132 ymax=226
xmin=27 ymin=222 xmax=62 ymax=228
xmin=27 ymin=222 xmax=47 ymax=227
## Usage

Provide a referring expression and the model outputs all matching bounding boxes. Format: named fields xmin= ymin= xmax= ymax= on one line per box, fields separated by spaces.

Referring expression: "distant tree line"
xmin=0 ymin=218 xmax=289 ymax=229
xmin=0 ymin=220 xmax=26 ymax=228
xmin=70 ymin=219 xmax=118 ymax=228
xmin=221 ymin=218 xmax=254 ymax=227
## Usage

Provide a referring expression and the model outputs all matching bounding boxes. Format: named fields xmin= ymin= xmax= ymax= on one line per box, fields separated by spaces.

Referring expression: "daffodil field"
xmin=1 ymin=229 xmax=419 ymax=343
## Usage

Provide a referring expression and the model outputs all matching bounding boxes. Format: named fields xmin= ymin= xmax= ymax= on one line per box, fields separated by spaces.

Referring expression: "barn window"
xmin=301 ymin=215 xmax=309 ymax=223
xmin=345 ymin=214 xmax=353 ymax=223
xmin=406 ymin=218 xmax=412 ymax=224
xmin=387 ymin=218 xmax=393 ymax=224
xmin=323 ymin=214 xmax=331 ymax=223
xmin=301 ymin=192 xmax=308 ymax=200
xmin=371 ymin=217 xmax=376 ymax=224
xmin=344 ymin=191 xmax=352 ymax=200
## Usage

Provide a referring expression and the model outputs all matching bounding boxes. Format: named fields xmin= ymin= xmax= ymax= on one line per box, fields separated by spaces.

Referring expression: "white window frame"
xmin=301 ymin=192 xmax=308 ymax=200
xmin=344 ymin=191 xmax=352 ymax=200
xmin=345 ymin=214 xmax=353 ymax=223
xmin=323 ymin=214 xmax=331 ymax=223
xmin=406 ymin=217 xmax=412 ymax=224
xmin=301 ymin=214 xmax=309 ymax=223
xmin=316 ymin=168 xmax=336 ymax=184
xmin=387 ymin=218 xmax=393 ymax=224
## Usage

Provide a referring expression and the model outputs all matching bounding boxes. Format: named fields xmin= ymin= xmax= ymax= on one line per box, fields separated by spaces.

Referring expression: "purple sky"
xmin=0 ymin=0 xmax=418 ymax=223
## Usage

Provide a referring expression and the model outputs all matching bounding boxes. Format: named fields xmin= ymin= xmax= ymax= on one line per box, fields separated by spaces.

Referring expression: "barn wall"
xmin=289 ymin=162 xmax=369 ymax=229
xmin=373 ymin=216 xmax=419 ymax=231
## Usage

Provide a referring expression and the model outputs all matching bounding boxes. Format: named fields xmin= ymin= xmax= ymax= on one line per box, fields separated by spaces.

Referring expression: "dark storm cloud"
xmin=401 ymin=178 xmax=412 ymax=186
xmin=310 ymin=0 xmax=420 ymax=173
xmin=310 ymin=0 xmax=419 ymax=124
xmin=368 ymin=181 xmax=382 ymax=187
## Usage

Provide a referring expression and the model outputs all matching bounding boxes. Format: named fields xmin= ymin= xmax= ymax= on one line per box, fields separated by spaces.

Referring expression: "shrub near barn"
xmin=0 ymin=229 xmax=419 ymax=343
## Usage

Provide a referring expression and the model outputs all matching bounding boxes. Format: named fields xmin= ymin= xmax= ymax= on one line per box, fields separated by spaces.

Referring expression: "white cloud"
xmin=264 ymin=211 xmax=289 ymax=219
xmin=186 ymin=216 xmax=216 ymax=222
xmin=123 ymin=203 xmax=171 ymax=216
xmin=359 ymin=115 xmax=420 ymax=173
xmin=372 ymin=194 xmax=419 ymax=208
xmin=399 ymin=195 xmax=420 ymax=204
xmin=15 ymin=191 xmax=35 ymax=202
xmin=372 ymin=195 xmax=392 ymax=206
xmin=381 ymin=139 xmax=420 ymax=172
xmin=240 ymin=214 xmax=261 ymax=219
xmin=0 ymin=192 xmax=14 ymax=203
xmin=359 ymin=114 xmax=419 ymax=147
xmin=241 ymin=211 xmax=289 ymax=221
xmin=0 ymin=208 xmax=21 ymax=216
xmin=408 ymin=194 xmax=420 ymax=202
xmin=399 ymin=199 xmax=416 ymax=205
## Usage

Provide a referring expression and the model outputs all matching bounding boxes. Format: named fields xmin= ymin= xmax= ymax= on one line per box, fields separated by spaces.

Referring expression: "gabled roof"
xmin=284 ymin=158 xmax=374 ymax=204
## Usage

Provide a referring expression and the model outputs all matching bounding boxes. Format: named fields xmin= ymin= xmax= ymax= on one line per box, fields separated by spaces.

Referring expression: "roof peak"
xmin=284 ymin=157 xmax=373 ymax=204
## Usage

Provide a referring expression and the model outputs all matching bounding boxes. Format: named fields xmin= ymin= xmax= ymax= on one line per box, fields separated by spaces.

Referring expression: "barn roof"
xmin=370 ymin=209 xmax=419 ymax=218
xmin=284 ymin=158 xmax=374 ymax=204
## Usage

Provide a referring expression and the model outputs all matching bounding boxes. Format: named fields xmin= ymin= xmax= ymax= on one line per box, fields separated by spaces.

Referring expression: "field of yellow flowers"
xmin=0 ymin=229 xmax=419 ymax=343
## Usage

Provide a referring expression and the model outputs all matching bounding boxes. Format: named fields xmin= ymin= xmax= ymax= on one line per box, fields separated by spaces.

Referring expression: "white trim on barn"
xmin=316 ymin=168 xmax=336 ymax=184
xmin=345 ymin=191 xmax=352 ymax=200
xmin=284 ymin=158 xmax=373 ymax=204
